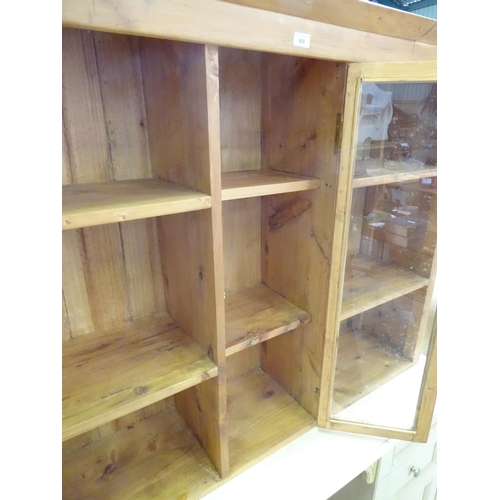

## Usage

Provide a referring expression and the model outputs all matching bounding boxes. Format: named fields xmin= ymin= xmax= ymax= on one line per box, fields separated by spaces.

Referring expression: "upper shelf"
xmin=221 ymin=170 xmax=320 ymax=201
xmin=353 ymin=160 xmax=437 ymax=189
xmin=341 ymin=255 xmax=429 ymax=320
xmin=62 ymin=312 xmax=217 ymax=441
xmin=62 ymin=179 xmax=211 ymax=230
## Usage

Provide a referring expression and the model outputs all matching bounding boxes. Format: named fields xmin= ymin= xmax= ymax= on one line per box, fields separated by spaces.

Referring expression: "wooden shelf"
xmin=332 ymin=327 xmax=412 ymax=409
xmin=63 ymin=312 xmax=218 ymax=441
xmin=225 ymin=284 xmax=311 ymax=356
xmin=62 ymin=179 xmax=211 ymax=230
xmin=228 ymin=369 xmax=315 ymax=475
xmin=62 ymin=403 xmax=221 ymax=500
xmin=341 ymin=255 xmax=429 ymax=320
xmin=353 ymin=160 xmax=437 ymax=188
xmin=221 ymin=169 xmax=320 ymax=201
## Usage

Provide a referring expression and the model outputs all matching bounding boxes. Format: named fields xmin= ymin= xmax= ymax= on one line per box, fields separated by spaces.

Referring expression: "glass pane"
xmin=330 ymin=81 xmax=437 ymax=431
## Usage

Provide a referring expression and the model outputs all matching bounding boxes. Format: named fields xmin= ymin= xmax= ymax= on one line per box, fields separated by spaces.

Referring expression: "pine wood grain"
xmin=63 ymin=312 xmax=217 ymax=441
xmin=120 ymin=218 xmax=166 ymax=320
xmin=174 ymin=44 xmax=230 ymax=479
xmin=63 ymin=405 xmax=221 ymax=500
xmin=227 ymin=369 xmax=315 ymax=474
xmin=260 ymin=54 xmax=346 ymax=418
xmin=225 ymin=283 xmax=311 ymax=356
xmin=62 ymin=28 xmax=110 ymax=184
xmin=222 ymin=198 xmax=261 ymax=293
xmin=62 ymin=0 xmax=436 ymax=63
xmin=62 ymin=179 xmax=211 ymax=230
xmin=140 ymin=38 xmax=212 ymax=194
xmin=341 ymin=255 xmax=429 ymax=321
xmin=93 ymin=31 xmax=152 ymax=180
xmin=222 ymin=170 xmax=320 ymax=201
xmin=223 ymin=0 xmax=437 ymax=44
xmin=219 ymin=48 xmax=262 ymax=173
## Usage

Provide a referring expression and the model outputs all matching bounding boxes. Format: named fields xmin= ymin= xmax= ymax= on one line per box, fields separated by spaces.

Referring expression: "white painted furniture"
xmin=330 ymin=422 xmax=437 ymax=500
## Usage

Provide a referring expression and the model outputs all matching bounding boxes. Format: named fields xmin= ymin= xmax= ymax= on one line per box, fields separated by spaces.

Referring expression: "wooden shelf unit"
xmin=61 ymin=3 xmax=438 ymax=495
xmin=62 ymin=26 xmax=346 ymax=498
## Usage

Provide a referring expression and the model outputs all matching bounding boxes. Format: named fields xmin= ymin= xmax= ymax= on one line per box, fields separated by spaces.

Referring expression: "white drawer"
xmin=375 ymin=424 xmax=437 ymax=499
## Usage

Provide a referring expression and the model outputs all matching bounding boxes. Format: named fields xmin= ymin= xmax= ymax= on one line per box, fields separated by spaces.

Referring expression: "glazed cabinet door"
xmin=319 ymin=61 xmax=437 ymax=442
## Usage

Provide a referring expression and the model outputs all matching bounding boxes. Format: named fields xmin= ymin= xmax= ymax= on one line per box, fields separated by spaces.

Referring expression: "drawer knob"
xmin=410 ymin=466 xmax=421 ymax=477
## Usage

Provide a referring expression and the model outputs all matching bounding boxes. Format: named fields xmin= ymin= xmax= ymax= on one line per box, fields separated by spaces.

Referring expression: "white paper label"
xmin=293 ymin=32 xmax=311 ymax=48
xmin=369 ymin=222 xmax=385 ymax=228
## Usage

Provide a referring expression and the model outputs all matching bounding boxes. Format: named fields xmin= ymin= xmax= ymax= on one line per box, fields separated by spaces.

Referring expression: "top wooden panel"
xmin=62 ymin=0 xmax=436 ymax=63
xmin=224 ymin=0 xmax=437 ymax=44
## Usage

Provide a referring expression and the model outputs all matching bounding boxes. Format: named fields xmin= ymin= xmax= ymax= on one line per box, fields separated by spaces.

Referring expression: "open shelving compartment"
xmin=62 ymin=28 xmax=227 ymax=497
xmin=217 ymin=47 xmax=347 ymax=475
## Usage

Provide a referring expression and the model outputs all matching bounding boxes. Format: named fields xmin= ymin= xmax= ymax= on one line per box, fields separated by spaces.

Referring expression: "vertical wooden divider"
xmin=157 ymin=43 xmax=229 ymax=478
xmin=317 ymin=65 xmax=362 ymax=427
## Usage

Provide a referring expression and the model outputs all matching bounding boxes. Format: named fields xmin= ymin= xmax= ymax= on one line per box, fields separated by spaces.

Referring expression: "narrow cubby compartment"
xmin=218 ymin=47 xmax=345 ymax=359
xmin=226 ymin=345 xmax=316 ymax=476
xmin=62 ymin=28 xmax=214 ymax=230
xmin=217 ymin=46 xmax=347 ymax=474
xmin=222 ymin=196 xmax=312 ymax=356
xmin=62 ymin=394 xmax=222 ymax=500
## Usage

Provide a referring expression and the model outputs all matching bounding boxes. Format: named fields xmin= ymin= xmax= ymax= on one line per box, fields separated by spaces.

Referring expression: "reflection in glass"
xmin=330 ymin=81 xmax=437 ymax=431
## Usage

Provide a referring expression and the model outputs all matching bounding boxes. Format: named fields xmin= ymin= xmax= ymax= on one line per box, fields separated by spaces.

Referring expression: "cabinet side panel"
xmin=175 ymin=378 xmax=227 ymax=477
xmin=157 ymin=210 xmax=218 ymax=355
xmin=261 ymin=55 xmax=347 ymax=417
xmin=219 ymin=48 xmax=262 ymax=172
xmin=222 ymin=199 xmax=261 ymax=293
xmin=62 ymin=28 xmax=110 ymax=184
xmin=92 ymin=32 xmax=152 ymax=180
xmin=140 ymin=39 xmax=211 ymax=194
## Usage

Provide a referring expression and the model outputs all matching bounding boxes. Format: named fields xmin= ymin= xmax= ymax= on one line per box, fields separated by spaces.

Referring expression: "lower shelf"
xmin=63 ymin=312 xmax=217 ymax=441
xmin=62 ymin=402 xmax=221 ymax=500
xmin=227 ymin=368 xmax=315 ymax=475
xmin=332 ymin=328 xmax=412 ymax=411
